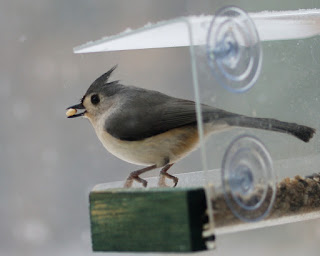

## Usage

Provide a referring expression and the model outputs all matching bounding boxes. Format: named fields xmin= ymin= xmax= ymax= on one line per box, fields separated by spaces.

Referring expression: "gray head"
xmin=67 ymin=65 xmax=124 ymax=121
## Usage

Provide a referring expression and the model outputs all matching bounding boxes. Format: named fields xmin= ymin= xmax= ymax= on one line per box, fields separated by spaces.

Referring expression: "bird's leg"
xmin=158 ymin=164 xmax=178 ymax=187
xmin=124 ymin=165 xmax=157 ymax=188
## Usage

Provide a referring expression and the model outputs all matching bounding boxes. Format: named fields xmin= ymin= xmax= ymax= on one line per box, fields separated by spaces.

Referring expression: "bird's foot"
xmin=158 ymin=164 xmax=178 ymax=187
xmin=123 ymin=165 xmax=156 ymax=188
xmin=158 ymin=175 xmax=169 ymax=187
xmin=124 ymin=175 xmax=148 ymax=188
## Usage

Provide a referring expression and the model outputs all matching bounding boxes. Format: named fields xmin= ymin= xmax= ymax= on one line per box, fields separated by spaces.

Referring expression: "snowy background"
xmin=1 ymin=0 xmax=320 ymax=255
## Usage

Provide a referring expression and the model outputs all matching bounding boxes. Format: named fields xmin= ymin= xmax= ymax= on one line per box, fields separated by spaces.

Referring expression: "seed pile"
xmin=210 ymin=173 xmax=320 ymax=228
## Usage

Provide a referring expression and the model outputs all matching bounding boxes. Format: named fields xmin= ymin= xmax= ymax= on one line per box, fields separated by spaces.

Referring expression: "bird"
xmin=67 ymin=66 xmax=316 ymax=188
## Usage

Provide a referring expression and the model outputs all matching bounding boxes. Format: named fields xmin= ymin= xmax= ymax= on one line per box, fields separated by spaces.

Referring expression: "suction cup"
xmin=207 ymin=6 xmax=262 ymax=93
xmin=222 ymin=135 xmax=276 ymax=222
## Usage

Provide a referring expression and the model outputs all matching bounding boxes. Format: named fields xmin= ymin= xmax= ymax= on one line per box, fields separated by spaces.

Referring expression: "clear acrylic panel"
xmin=187 ymin=7 xmax=320 ymax=227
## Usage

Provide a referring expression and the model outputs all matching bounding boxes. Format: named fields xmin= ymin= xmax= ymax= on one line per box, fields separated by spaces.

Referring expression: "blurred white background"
xmin=1 ymin=0 xmax=320 ymax=255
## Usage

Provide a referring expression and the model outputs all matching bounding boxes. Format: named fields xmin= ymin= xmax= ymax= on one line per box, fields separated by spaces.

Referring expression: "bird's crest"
xmin=93 ymin=65 xmax=118 ymax=86
xmin=86 ymin=65 xmax=119 ymax=94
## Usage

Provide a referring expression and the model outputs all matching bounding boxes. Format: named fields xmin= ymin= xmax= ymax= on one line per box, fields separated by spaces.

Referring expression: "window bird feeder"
xmin=74 ymin=7 xmax=320 ymax=253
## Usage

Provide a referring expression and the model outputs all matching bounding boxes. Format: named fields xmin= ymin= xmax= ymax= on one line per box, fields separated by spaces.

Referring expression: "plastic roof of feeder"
xmin=74 ymin=9 xmax=320 ymax=53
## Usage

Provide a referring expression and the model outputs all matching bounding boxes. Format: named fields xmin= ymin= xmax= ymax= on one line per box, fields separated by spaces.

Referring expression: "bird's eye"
xmin=91 ymin=94 xmax=100 ymax=105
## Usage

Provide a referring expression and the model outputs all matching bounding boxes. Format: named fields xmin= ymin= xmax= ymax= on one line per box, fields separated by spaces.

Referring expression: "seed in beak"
xmin=66 ymin=108 xmax=77 ymax=117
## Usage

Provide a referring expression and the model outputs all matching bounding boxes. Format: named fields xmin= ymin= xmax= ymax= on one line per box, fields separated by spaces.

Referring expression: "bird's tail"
xmin=225 ymin=116 xmax=316 ymax=143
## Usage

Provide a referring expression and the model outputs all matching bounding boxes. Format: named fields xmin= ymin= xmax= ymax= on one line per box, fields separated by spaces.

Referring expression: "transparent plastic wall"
xmin=186 ymin=8 xmax=320 ymax=233
xmin=191 ymin=11 xmax=319 ymax=178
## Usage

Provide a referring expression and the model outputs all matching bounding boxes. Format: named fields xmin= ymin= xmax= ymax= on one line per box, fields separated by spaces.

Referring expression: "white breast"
xmin=89 ymin=111 xmax=231 ymax=167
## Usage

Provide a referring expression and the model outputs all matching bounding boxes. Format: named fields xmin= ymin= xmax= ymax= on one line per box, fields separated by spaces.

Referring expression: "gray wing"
xmin=105 ymin=88 xmax=237 ymax=141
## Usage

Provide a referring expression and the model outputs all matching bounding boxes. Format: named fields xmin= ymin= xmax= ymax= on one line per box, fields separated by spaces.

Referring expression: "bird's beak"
xmin=66 ymin=103 xmax=86 ymax=118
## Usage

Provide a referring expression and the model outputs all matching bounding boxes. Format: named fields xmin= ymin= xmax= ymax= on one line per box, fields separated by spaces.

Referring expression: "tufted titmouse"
xmin=67 ymin=66 xmax=315 ymax=188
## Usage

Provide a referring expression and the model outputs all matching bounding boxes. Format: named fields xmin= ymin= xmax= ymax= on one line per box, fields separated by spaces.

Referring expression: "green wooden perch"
xmin=89 ymin=186 xmax=209 ymax=252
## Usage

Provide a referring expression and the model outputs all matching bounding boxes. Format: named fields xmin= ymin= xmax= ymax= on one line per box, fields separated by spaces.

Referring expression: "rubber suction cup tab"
xmin=222 ymin=135 xmax=276 ymax=222
xmin=207 ymin=6 xmax=262 ymax=93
